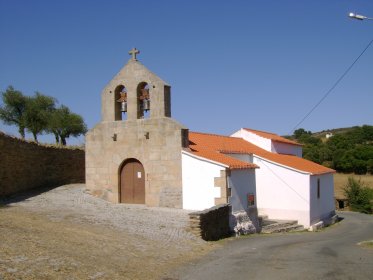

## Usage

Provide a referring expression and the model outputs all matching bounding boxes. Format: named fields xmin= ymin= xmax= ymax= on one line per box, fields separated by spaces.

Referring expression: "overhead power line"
xmin=260 ymin=160 xmax=309 ymax=205
xmin=290 ymin=38 xmax=373 ymax=135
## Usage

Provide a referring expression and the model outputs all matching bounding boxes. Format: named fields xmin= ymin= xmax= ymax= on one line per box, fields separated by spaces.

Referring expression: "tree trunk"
xmin=32 ymin=132 xmax=38 ymax=143
xmin=54 ymin=133 xmax=60 ymax=144
xmin=61 ymin=137 xmax=66 ymax=146
xmin=19 ymin=126 xmax=25 ymax=139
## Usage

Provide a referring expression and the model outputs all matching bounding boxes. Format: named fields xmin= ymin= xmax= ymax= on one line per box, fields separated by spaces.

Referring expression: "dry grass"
xmin=0 ymin=207 xmax=215 ymax=280
xmin=358 ymin=240 xmax=373 ymax=248
xmin=334 ymin=173 xmax=373 ymax=198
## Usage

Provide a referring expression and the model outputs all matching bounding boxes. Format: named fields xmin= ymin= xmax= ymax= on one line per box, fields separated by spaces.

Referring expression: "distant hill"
xmin=311 ymin=126 xmax=361 ymax=139
xmin=286 ymin=125 xmax=373 ymax=175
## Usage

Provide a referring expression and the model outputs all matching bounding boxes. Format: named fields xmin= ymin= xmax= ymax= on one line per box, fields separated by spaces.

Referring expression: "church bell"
xmin=142 ymin=99 xmax=150 ymax=112
xmin=121 ymin=101 xmax=127 ymax=112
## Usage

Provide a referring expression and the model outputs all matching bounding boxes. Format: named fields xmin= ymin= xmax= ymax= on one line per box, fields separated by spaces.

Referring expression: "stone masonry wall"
xmin=86 ymin=57 xmax=186 ymax=208
xmin=188 ymin=204 xmax=231 ymax=241
xmin=0 ymin=132 xmax=85 ymax=196
xmin=214 ymin=170 xmax=228 ymax=205
xmin=86 ymin=117 xmax=185 ymax=207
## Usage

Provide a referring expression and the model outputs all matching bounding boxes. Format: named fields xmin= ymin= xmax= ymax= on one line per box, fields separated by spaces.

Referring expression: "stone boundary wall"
xmin=0 ymin=132 xmax=85 ymax=196
xmin=188 ymin=204 xmax=231 ymax=241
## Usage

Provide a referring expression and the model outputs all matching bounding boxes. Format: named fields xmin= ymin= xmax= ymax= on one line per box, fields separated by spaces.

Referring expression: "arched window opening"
xmin=137 ymin=82 xmax=150 ymax=119
xmin=115 ymin=85 xmax=127 ymax=121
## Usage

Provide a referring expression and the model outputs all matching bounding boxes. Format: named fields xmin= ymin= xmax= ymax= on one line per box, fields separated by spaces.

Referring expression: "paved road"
xmin=177 ymin=212 xmax=373 ymax=280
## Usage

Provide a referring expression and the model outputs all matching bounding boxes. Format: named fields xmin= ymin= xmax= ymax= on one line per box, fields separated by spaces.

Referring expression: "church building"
xmin=85 ymin=49 xmax=335 ymax=229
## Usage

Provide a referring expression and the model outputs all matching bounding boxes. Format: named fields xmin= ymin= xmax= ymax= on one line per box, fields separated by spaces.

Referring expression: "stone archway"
xmin=119 ymin=158 xmax=145 ymax=204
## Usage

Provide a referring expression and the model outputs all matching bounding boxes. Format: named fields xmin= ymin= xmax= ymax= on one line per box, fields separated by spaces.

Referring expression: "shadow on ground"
xmin=0 ymin=184 xmax=60 ymax=206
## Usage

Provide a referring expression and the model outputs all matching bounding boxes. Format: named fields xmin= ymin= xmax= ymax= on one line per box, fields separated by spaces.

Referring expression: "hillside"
xmin=287 ymin=125 xmax=373 ymax=175
xmin=312 ymin=126 xmax=362 ymax=140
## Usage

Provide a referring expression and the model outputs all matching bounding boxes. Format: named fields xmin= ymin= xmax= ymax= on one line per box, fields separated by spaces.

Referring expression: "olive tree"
xmin=24 ymin=92 xmax=56 ymax=142
xmin=47 ymin=105 xmax=87 ymax=145
xmin=0 ymin=86 xmax=28 ymax=139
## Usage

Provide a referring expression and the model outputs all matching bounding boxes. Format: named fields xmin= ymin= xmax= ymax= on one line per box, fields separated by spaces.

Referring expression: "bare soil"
xmin=0 ymin=184 xmax=216 ymax=280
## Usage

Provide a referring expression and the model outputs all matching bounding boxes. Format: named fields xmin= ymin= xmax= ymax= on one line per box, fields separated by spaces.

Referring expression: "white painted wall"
xmin=253 ymin=156 xmax=312 ymax=227
xmin=181 ymin=152 xmax=225 ymax=210
xmin=232 ymin=129 xmax=302 ymax=156
xmin=231 ymin=129 xmax=272 ymax=152
xmin=228 ymin=169 xmax=256 ymax=212
xmin=309 ymin=174 xmax=335 ymax=225
xmin=271 ymin=142 xmax=302 ymax=157
xmin=226 ymin=153 xmax=253 ymax=163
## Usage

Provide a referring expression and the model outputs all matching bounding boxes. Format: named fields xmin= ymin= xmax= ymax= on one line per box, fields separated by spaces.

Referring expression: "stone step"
xmin=261 ymin=219 xmax=297 ymax=230
xmin=260 ymin=218 xmax=305 ymax=234
xmin=261 ymin=224 xmax=304 ymax=234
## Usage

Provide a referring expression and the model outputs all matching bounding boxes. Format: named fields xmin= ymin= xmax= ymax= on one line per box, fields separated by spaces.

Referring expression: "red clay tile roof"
xmin=243 ymin=128 xmax=302 ymax=146
xmin=187 ymin=132 xmax=258 ymax=170
xmin=189 ymin=132 xmax=335 ymax=175
xmin=187 ymin=148 xmax=257 ymax=170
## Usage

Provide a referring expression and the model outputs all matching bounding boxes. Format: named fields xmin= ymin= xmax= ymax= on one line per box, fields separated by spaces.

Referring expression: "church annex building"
xmin=85 ymin=49 xmax=335 ymax=229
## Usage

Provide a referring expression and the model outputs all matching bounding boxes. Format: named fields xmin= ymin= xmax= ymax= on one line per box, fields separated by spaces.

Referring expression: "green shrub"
xmin=353 ymin=159 xmax=368 ymax=175
xmin=367 ymin=159 xmax=373 ymax=174
xmin=344 ymin=177 xmax=373 ymax=214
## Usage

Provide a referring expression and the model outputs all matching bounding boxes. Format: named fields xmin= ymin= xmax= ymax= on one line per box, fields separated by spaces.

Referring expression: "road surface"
xmin=177 ymin=211 xmax=373 ymax=280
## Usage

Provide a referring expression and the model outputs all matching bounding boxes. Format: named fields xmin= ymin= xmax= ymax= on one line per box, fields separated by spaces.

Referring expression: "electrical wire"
xmin=260 ymin=159 xmax=310 ymax=205
xmin=289 ymin=38 xmax=373 ymax=135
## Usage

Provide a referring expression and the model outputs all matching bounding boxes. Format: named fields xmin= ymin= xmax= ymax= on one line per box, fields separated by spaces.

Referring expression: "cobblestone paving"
xmin=15 ymin=184 xmax=197 ymax=243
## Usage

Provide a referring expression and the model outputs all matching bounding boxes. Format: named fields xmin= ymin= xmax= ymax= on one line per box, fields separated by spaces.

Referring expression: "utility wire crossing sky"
xmin=0 ymin=0 xmax=372 ymax=145
xmin=290 ymin=37 xmax=373 ymax=134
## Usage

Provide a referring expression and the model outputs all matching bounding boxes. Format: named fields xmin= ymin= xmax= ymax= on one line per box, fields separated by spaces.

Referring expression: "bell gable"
xmin=101 ymin=49 xmax=171 ymax=122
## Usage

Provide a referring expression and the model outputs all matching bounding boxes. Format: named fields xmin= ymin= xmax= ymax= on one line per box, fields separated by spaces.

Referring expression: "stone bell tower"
xmin=101 ymin=48 xmax=171 ymax=122
xmin=85 ymin=48 xmax=188 ymax=208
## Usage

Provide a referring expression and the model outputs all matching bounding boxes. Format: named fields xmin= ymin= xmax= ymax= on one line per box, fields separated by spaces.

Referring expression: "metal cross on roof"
xmin=129 ymin=48 xmax=140 ymax=61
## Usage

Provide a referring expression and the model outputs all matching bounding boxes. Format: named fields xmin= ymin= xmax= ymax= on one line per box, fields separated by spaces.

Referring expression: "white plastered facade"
xmin=253 ymin=156 xmax=311 ymax=226
xmin=227 ymin=169 xmax=256 ymax=212
xmin=231 ymin=129 xmax=272 ymax=152
xmin=309 ymin=174 xmax=335 ymax=225
xmin=271 ymin=141 xmax=302 ymax=157
xmin=181 ymin=151 xmax=257 ymax=213
xmin=182 ymin=134 xmax=334 ymax=229
xmin=181 ymin=151 xmax=225 ymax=210
xmin=231 ymin=128 xmax=302 ymax=157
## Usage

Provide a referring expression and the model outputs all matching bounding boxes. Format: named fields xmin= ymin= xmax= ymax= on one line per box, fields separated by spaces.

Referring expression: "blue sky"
xmin=1 ymin=0 xmax=372 ymax=145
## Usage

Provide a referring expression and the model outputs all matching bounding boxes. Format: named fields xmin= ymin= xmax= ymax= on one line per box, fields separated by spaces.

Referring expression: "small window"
xmin=317 ymin=178 xmax=320 ymax=199
xmin=248 ymin=193 xmax=255 ymax=207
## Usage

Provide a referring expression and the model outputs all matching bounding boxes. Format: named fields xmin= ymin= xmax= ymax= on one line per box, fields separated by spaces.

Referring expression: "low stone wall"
xmin=188 ymin=204 xmax=231 ymax=241
xmin=0 ymin=132 xmax=85 ymax=197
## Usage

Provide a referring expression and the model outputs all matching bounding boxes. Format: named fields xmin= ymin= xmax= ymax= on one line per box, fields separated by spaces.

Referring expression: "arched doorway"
xmin=119 ymin=159 xmax=145 ymax=204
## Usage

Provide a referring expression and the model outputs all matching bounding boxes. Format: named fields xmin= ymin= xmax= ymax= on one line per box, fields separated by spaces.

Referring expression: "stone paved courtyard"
xmin=0 ymin=184 xmax=215 ymax=279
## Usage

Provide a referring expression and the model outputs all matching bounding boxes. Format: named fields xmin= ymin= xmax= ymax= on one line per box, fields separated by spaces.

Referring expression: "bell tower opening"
xmin=115 ymin=85 xmax=127 ymax=121
xmin=137 ymin=82 xmax=150 ymax=119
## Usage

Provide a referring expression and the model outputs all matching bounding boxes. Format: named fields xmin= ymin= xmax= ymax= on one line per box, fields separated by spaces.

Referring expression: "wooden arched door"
xmin=120 ymin=159 xmax=145 ymax=204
